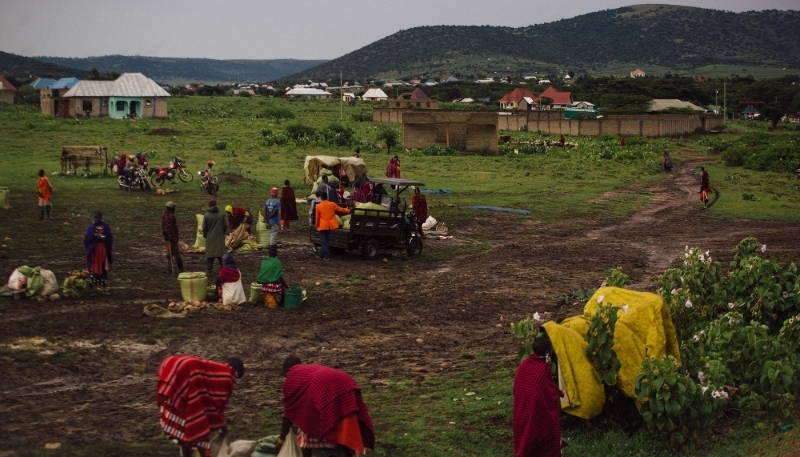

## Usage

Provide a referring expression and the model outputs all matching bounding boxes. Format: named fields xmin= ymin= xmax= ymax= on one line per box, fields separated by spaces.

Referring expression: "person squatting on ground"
xmin=161 ymin=201 xmax=184 ymax=274
xmin=280 ymin=180 xmax=299 ymax=230
xmin=224 ymin=205 xmax=252 ymax=235
xmin=276 ymin=356 xmax=375 ymax=457
xmin=83 ymin=211 xmax=113 ymax=295
xmin=700 ymin=166 xmax=711 ymax=208
xmin=264 ymin=188 xmax=280 ymax=257
xmin=37 ymin=169 xmax=53 ymax=220
xmin=215 ymin=253 xmax=246 ymax=305
xmin=157 ymin=355 xmax=244 ymax=457
xmin=411 ymin=187 xmax=428 ymax=235
xmin=256 ymin=256 xmax=287 ymax=308
xmin=202 ymin=199 xmax=228 ymax=275
xmin=314 ymin=193 xmax=350 ymax=261
xmin=513 ymin=336 xmax=561 ymax=457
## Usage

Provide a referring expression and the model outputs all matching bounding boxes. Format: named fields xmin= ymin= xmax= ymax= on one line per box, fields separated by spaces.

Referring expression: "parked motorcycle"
xmin=118 ymin=166 xmax=151 ymax=191
xmin=149 ymin=156 xmax=192 ymax=187
xmin=199 ymin=168 xmax=219 ymax=195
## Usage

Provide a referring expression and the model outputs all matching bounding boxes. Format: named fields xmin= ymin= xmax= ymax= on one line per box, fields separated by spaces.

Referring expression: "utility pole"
xmin=340 ymin=70 xmax=343 ymax=120
xmin=723 ymin=82 xmax=727 ymax=120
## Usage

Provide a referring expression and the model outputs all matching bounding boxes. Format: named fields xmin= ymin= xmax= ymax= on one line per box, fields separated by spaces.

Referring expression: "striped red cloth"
xmin=513 ymin=354 xmax=561 ymax=457
xmin=283 ymin=364 xmax=375 ymax=450
xmin=157 ymin=355 xmax=236 ymax=456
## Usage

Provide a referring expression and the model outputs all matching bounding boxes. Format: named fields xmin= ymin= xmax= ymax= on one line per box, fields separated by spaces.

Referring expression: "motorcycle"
xmin=149 ymin=157 xmax=192 ymax=187
xmin=118 ymin=166 xmax=151 ymax=191
xmin=199 ymin=168 xmax=219 ymax=195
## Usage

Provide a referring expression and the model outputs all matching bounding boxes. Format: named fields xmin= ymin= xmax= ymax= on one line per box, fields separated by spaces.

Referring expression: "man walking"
xmin=202 ymin=199 xmax=227 ymax=275
xmin=37 ymin=169 xmax=53 ymax=220
xmin=264 ymin=188 xmax=280 ymax=257
xmin=161 ymin=201 xmax=184 ymax=274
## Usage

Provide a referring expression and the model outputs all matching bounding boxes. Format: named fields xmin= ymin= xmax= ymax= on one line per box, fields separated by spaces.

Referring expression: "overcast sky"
xmin=1 ymin=0 xmax=797 ymax=61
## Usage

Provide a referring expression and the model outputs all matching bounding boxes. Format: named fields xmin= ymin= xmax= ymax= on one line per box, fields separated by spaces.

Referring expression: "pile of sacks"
xmin=3 ymin=266 xmax=60 ymax=300
xmin=167 ymin=300 xmax=239 ymax=312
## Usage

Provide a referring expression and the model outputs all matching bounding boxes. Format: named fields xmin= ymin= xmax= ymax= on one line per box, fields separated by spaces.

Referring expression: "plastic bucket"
xmin=285 ymin=286 xmax=304 ymax=309
xmin=177 ymin=272 xmax=207 ymax=302
xmin=250 ymin=283 xmax=264 ymax=303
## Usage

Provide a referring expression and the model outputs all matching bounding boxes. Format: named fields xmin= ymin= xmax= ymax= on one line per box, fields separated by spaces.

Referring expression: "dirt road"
xmin=1 ymin=153 xmax=798 ymax=454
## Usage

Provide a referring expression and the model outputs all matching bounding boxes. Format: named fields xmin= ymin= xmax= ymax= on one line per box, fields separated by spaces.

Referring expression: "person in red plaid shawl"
xmin=276 ymin=356 xmax=375 ymax=457
xmin=513 ymin=336 xmax=561 ymax=457
xmin=157 ymin=355 xmax=244 ymax=457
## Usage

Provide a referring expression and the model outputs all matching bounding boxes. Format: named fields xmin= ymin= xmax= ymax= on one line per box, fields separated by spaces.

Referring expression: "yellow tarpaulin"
xmin=542 ymin=287 xmax=681 ymax=419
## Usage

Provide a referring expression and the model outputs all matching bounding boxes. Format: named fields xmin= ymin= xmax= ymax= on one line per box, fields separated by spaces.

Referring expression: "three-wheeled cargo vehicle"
xmin=309 ymin=178 xmax=425 ymax=259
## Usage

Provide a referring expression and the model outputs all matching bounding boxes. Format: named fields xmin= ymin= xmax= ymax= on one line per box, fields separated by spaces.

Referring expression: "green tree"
xmin=376 ymin=127 xmax=399 ymax=154
xmin=759 ymin=102 xmax=785 ymax=129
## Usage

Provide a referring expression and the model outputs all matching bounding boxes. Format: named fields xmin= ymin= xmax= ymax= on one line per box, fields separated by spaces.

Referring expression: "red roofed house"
xmin=0 ymin=76 xmax=17 ymax=104
xmin=398 ymin=87 xmax=431 ymax=101
xmin=499 ymin=88 xmax=537 ymax=110
xmin=538 ymin=86 xmax=572 ymax=110
xmin=631 ymin=68 xmax=646 ymax=78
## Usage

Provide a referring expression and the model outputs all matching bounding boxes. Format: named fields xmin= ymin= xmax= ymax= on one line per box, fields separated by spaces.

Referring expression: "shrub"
xmin=585 ymin=300 xmax=622 ymax=386
xmin=212 ymin=141 xmax=227 ymax=150
xmin=284 ymin=123 xmax=316 ymax=140
xmin=352 ymin=112 xmax=372 ymax=122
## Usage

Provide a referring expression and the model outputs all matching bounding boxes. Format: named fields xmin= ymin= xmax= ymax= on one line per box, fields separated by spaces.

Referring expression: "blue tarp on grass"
xmin=462 ymin=206 xmax=532 ymax=215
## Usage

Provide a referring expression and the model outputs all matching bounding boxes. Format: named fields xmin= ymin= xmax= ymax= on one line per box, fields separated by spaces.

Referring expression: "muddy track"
xmin=1 ymin=152 xmax=799 ymax=454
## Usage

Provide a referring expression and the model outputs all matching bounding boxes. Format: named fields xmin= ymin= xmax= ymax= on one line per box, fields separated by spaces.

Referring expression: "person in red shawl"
xmin=411 ymin=187 xmax=427 ymax=235
xmin=280 ymin=180 xmax=298 ymax=230
xmin=700 ymin=166 xmax=711 ymax=209
xmin=386 ymin=155 xmax=400 ymax=178
xmin=276 ymin=356 xmax=375 ymax=457
xmin=157 ymin=355 xmax=244 ymax=457
xmin=513 ymin=336 xmax=561 ymax=457
xmin=83 ymin=211 xmax=113 ymax=296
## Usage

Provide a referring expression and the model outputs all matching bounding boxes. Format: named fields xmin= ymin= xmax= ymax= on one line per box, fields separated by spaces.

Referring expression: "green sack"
xmin=17 ymin=265 xmax=43 ymax=298
xmin=256 ymin=213 xmax=270 ymax=247
xmin=0 ymin=186 xmax=9 ymax=209
xmin=194 ymin=214 xmax=206 ymax=249
xmin=249 ymin=282 xmax=264 ymax=303
xmin=177 ymin=272 xmax=207 ymax=302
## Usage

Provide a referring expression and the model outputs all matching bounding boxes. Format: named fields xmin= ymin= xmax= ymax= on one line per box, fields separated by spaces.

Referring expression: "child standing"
xmin=37 ymin=169 xmax=53 ymax=220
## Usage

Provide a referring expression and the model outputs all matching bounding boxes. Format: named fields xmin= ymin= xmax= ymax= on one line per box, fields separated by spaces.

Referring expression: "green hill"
xmin=287 ymin=4 xmax=800 ymax=81
xmin=30 ymin=55 xmax=327 ymax=85
xmin=0 ymin=51 xmax=88 ymax=79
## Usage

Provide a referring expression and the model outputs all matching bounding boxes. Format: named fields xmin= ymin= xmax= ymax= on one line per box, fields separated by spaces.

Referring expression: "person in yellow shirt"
xmin=314 ymin=193 xmax=350 ymax=261
xmin=37 ymin=169 xmax=53 ymax=220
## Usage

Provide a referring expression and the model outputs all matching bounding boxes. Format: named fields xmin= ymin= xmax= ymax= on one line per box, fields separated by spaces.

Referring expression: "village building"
xmin=476 ymin=78 xmax=495 ymax=84
xmin=39 ymin=77 xmax=80 ymax=116
xmin=30 ymin=78 xmax=57 ymax=90
xmin=285 ymin=87 xmax=332 ymax=99
xmin=402 ymin=111 xmax=498 ymax=154
xmin=342 ymin=92 xmax=356 ymax=102
xmin=362 ymin=88 xmax=388 ymax=101
xmin=631 ymin=68 xmax=647 ymax=78
xmin=443 ymin=76 xmax=459 ymax=83
xmin=499 ymin=88 xmax=537 ymax=110
xmin=0 ymin=76 xmax=16 ymax=104
xmin=397 ymin=87 xmax=430 ymax=101
xmin=56 ymin=73 xmax=170 ymax=118
xmin=539 ymin=86 xmax=572 ymax=110
xmin=572 ymin=101 xmax=596 ymax=110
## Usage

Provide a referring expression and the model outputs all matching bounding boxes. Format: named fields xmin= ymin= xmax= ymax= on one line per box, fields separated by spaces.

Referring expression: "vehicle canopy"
xmin=303 ymin=155 xmax=367 ymax=184
xmin=369 ymin=177 xmax=425 ymax=197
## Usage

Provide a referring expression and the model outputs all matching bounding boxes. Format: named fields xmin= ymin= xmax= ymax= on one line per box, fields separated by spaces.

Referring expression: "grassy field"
xmin=1 ymin=99 xmax=799 ymax=456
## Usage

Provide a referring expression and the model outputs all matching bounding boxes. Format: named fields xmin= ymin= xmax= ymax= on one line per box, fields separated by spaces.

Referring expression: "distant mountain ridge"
xmin=0 ymin=51 xmax=88 ymax=79
xmin=29 ymin=55 xmax=328 ymax=85
xmin=287 ymin=4 xmax=800 ymax=81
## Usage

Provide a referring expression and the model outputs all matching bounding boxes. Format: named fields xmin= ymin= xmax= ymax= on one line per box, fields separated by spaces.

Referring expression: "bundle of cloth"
xmin=6 ymin=266 xmax=59 ymax=298
xmin=215 ymin=254 xmax=246 ymax=306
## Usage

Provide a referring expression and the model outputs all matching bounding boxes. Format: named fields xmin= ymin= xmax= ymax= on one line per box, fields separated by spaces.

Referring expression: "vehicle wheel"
xmin=361 ymin=237 xmax=380 ymax=260
xmin=144 ymin=180 xmax=151 ymax=192
xmin=407 ymin=237 xmax=423 ymax=257
xmin=150 ymin=175 xmax=162 ymax=188
xmin=117 ymin=176 xmax=125 ymax=190
xmin=179 ymin=169 xmax=194 ymax=183
xmin=206 ymin=184 xmax=214 ymax=195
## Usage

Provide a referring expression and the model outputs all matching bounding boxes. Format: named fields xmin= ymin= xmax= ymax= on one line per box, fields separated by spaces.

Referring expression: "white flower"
xmin=700 ymin=386 xmax=709 ymax=394
xmin=693 ymin=334 xmax=700 ymax=342
xmin=705 ymin=251 xmax=710 ymax=256
xmin=699 ymin=254 xmax=705 ymax=262
xmin=680 ymin=276 xmax=684 ymax=283
xmin=789 ymin=317 xmax=795 ymax=325
xmin=698 ymin=371 xmax=706 ymax=382
xmin=597 ymin=295 xmax=604 ymax=304
xmin=671 ymin=288 xmax=678 ymax=295
xmin=712 ymin=390 xmax=729 ymax=399
xmin=728 ymin=302 xmax=735 ymax=309
xmin=685 ymin=298 xmax=693 ymax=308
xmin=783 ymin=291 xmax=789 ymax=299
xmin=761 ymin=244 xmax=767 ymax=253
xmin=700 ymin=329 xmax=706 ymax=335
xmin=685 ymin=245 xmax=688 ymax=250
xmin=689 ymin=248 xmax=694 ymax=255
xmin=533 ymin=312 xmax=541 ymax=322
xmin=600 ymin=281 xmax=607 ymax=287
xmin=620 ymin=304 xmax=629 ymax=314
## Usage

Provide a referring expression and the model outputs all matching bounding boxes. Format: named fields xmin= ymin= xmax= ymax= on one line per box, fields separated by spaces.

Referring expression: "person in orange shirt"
xmin=37 ymin=169 xmax=53 ymax=220
xmin=314 ymin=193 xmax=350 ymax=261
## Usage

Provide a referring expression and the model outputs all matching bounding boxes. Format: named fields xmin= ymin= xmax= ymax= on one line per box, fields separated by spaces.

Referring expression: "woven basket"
xmin=177 ymin=272 xmax=207 ymax=302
